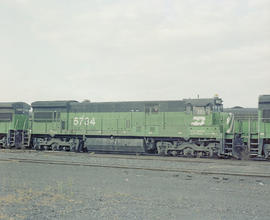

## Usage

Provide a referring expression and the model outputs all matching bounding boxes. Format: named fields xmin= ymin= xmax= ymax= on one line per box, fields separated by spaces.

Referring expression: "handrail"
xmin=23 ymin=119 xmax=27 ymax=130
xmin=15 ymin=119 xmax=18 ymax=130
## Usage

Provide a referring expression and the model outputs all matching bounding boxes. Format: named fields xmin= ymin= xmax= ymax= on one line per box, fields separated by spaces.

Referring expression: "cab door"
xmin=145 ymin=103 xmax=162 ymax=136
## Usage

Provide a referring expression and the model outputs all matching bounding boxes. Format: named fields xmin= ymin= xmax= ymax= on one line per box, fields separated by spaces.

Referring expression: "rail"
xmin=0 ymin=157 xmax=269 ymax=178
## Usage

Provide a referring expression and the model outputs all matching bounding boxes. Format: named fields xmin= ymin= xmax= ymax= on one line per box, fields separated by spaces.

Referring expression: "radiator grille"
xmin=0 ymin=113 xmax=12 ymax=121
xmin=34 ymin=112 xmax=53 ymax=121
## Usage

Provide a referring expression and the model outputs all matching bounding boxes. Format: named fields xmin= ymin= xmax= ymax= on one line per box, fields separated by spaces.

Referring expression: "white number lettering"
xmin=85 ymin=117 xmax=89 ymax=125
xmin=73 ymin=116 xmax=95 ymax=126
xmin=90 ymin=118 xmax=96 ymax=126
xmin=73 ymin=117 xmax=79 ymax=126
xmin=79 ymin=117 xmax=84 ymax=125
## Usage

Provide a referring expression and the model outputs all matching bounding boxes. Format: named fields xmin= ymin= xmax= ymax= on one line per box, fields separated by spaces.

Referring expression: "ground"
xmin=0 ymin=151 xmax=269 ymax=220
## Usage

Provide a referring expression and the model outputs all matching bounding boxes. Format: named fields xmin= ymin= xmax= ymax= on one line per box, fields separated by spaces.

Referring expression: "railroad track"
xmin=1 ymin=157 xmax=270 ymax=178
xmin=1 ymin=149 xmax=268 ymax=165
xmin=0 ymin=149 xmax=218 ymax=164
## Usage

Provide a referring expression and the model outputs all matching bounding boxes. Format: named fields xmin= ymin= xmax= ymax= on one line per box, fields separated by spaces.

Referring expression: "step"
xmin=250 ymin=151 xmax=259 ymax=155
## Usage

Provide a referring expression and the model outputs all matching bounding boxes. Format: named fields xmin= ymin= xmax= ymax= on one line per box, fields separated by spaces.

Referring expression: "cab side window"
xmin=186 ymin=104 xmax=192 ymax=114
xmin=145 ymin=104 xmax=159 ymax=114
xmin=205 ymin=105 xmax=212 ymax=115
xmin=193 ymin=106 xmax=205 ymax=115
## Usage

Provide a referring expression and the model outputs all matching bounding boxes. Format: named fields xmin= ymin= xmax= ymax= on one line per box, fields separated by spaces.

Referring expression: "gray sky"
xmin=0 ymin=0 xmax=269 ymax=107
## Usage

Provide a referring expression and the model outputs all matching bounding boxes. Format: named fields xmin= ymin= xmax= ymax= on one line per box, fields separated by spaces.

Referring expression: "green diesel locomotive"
xmin=1 ymin=95 xmax=269 ymax=159
xmin=31 ymin=97 xmax=231 ymax=157
xmin=0 ymin=102 xmax=30 ymax=149
xmin=258 ymin=95 xmax=270 ymax=158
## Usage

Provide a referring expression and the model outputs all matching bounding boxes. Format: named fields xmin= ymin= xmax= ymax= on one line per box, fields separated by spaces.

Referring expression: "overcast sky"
xmin=0 ymin=0 xmax=269 ymax=107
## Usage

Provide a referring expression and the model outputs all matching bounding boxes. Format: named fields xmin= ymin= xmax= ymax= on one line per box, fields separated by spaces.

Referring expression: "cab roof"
xmin=31 ymin=100 xmax=77 ymax=108
xmin=0 ymin=102 xmax=30 ymax=110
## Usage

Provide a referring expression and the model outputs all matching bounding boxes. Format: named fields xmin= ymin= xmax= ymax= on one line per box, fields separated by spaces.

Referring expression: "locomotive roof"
xmin=259 ymin=95 xmax=270 ymax=102
xmin=183 ymin=98 xmax=221 ymax=107
xmin=31 ymin=100 xmax=77 ymax=108
xmin=259 ymin=95 xmax=270 ymax=109
xmin=0 ymin=102 xmax=30 ymax=109
xmin=224 ymin=107 xmax=258 ymax=119
xmin=70 ymin=100 xmax=186 ymax=112
xmin=224 ymin=107 xmax=258 ymax=113
xmin=69 ymin=98 xmax=218 ymax=113
xmin=30 ymin=98 xmax=221 ymax=112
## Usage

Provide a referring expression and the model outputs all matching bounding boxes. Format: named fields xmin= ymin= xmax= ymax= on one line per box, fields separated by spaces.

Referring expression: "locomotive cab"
xmin=185 ymin=96 xmax=223 ymax=116
xmin=0 ymin=102 xmax=30 ymax=148
xmin=213 ymin=97 xmax=223 ymax=112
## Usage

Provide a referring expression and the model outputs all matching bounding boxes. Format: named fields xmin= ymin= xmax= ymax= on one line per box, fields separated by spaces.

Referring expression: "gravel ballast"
xmin=0 ymin=150 xmax=269 ymax=220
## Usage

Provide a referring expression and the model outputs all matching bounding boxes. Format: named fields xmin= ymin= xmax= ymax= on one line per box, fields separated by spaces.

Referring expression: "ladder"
xmin=249 ymin=138 xmax=259 ymax=156
xmin=224 ymin=138 xmax=233 ymax=156
xmin=248 ymin=117 xmax=260 ymax=157
xmin=22 ymin=130 xmax=31 ymax=148
xmin=7 ymin=130 xmax=15 ymax=148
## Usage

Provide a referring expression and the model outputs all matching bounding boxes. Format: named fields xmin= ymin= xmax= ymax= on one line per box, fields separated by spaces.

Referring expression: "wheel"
xmin=183 ymin=148 xmax=194 ymax=157
xmin=208 ymin=149 xmax=213 ymax=157
xmin=169 ymin=150 xmax=178 ymax=156
xmin=34 ymin=143 xmax=40 ymax=150
xmin=196 ymin=151 xmax=203 ymax=158
xmin=157 ymin=146 xmax=166 ymax=156
xmin=264 ymin=151 xmax=269 ymax=159
xmin=51 ymin=143 xmax=59 ymax=151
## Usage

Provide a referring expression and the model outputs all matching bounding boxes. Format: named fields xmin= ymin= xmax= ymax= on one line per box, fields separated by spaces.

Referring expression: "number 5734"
xmin=73 ymin=117 xmax=96 ymax=126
